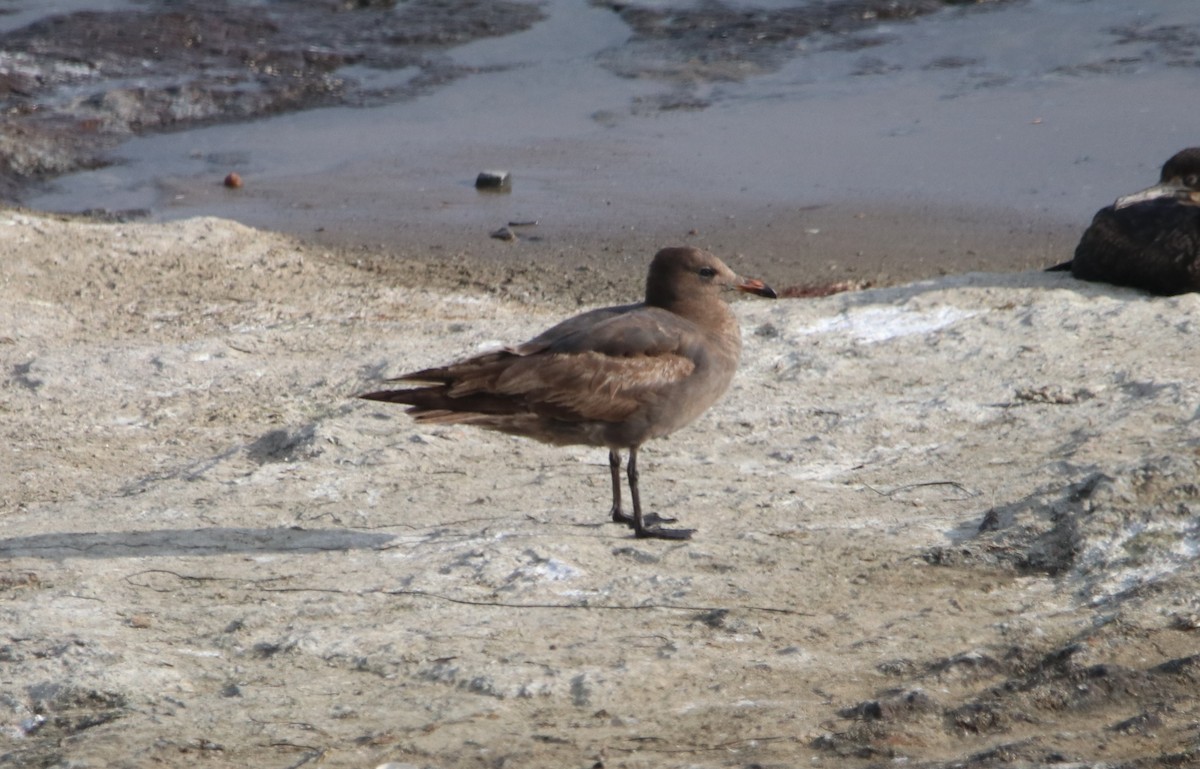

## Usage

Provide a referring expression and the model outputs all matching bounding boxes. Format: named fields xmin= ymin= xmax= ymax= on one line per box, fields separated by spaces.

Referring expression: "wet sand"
xmin=291 ymin=198 xmax=1081 ymax=306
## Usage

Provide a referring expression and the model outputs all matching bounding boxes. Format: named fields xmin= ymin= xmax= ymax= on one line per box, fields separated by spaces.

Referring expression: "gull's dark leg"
xmin=608 ymin=449 xmax=624 ymax=523
xmin=628 ymin=447 xmax=694 ymax=540
xmin=609 ymin=448 xmax=676 ymax=528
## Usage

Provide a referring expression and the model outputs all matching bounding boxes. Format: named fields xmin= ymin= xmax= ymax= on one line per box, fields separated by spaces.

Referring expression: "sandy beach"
xmin=2 ymin=210 xmax=1198 ymax=768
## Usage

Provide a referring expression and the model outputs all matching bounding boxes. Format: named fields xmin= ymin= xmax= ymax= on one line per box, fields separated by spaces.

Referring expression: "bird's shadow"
xmin=0 ymin=526 xmax=394 ymax=560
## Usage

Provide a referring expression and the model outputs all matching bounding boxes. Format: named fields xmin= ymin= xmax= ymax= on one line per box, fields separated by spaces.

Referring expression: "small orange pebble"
xmin=224 ymin=172 xmax=243 ymax=189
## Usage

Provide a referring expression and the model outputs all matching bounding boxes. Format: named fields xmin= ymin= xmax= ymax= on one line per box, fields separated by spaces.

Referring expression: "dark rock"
xmin=476 ymin=170 xmax=512 ymax=191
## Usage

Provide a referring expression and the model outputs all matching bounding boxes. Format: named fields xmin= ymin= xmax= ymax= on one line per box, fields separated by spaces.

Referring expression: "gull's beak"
xmin=735 ymin=276 xmax=777 ymax=299
xmin=1114 ymin=181 xmax=1196 ymax=210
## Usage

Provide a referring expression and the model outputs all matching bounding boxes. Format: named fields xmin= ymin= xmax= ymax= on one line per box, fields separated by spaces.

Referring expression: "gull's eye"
xmin=1185 ymin=174 xmax=1200 ymax=188
xmin=698 ymin=267 xmax=717 ymax=278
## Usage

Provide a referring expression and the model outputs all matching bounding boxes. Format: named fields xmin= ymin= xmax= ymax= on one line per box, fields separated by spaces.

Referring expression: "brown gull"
xmin=358 ymin=246 xmax=776 ymax=539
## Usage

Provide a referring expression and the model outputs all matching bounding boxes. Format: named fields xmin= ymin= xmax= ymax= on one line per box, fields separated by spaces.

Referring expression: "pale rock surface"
xmin=1 ymin=212 xmax=1197 ymax=768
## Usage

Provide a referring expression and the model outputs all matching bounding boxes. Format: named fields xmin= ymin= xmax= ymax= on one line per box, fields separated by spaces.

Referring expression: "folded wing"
xmin=362 ymin=307 xmax=699 ymax=425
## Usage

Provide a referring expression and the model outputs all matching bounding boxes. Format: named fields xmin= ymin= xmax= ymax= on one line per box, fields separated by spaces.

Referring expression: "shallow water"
xmin=20 ymin=0 xmax=1200 ymax=266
